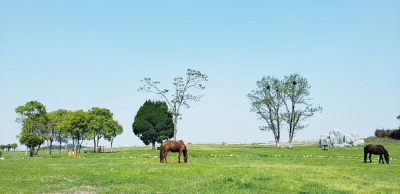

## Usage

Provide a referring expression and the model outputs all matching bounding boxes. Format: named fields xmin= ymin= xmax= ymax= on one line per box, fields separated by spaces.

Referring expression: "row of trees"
xmin=0 ymin=143 xmax=18 ymax=151
xmin=15 ymin=101 xmax=123 ymax=157
xmin=247 ymin=73 xmax=322 ymax=148
xmin=138 ymin=70 xmax=321 ymax=149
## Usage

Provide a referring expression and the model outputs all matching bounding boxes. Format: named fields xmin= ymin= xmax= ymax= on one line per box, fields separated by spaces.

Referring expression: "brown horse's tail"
xmin=183 ymin=149 xmax=188 ymax=163
xmin=160 ymin=145 xmax=164 ymax=163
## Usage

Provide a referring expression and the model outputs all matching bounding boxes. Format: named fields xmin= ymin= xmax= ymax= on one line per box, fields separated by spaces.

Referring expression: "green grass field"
xmin=1 ymin=137 xmax=399 ymax=194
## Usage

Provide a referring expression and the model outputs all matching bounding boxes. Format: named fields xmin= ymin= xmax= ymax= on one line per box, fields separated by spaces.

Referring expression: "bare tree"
xmin=282 ymin=73 xmax=322 ymax=149
xmin=138 ymin=69 xmax=208 ymax=140
xmin=248 ymin=76 xmax=284 ymax=147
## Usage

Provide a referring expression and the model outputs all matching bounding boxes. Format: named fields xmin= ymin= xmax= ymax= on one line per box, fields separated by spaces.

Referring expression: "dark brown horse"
xmin=160 ymin=140 xmax=188 ymax=164
xmin=364 ymin=144 xmax=389 ymax=164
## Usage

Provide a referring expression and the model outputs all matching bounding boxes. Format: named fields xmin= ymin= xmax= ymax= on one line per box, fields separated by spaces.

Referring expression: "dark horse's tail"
xmin=364 ymin=144 xmax=372 ymax=163
xmin=160 ymin=145 xmax=164 ymax=163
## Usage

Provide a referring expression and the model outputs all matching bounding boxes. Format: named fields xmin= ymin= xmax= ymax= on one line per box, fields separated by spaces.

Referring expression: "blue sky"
xmin=1 ymin=1 xmax=399 ymax=148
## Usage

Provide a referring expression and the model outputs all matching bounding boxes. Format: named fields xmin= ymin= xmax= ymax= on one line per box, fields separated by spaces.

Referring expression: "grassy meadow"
xmin=0 ymin=137 xmax=399 ymax=194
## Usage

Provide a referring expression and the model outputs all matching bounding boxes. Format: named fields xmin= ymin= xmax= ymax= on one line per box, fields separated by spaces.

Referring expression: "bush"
xmin=375 ymin=129 xmax=400 ymax=140
xmin=375 ymin=130 xmax=383 ymax=137
xmin=388 ymin=129 xmax=400 ymax=140
xmin=0 ymin=151 xmax=2 ymax=157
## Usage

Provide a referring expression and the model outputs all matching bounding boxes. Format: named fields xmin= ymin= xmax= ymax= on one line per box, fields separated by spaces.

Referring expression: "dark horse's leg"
xmin=364 ymin=151 xmax=368 ymax=163
xmin=369 ymin=153 xmax=372 ymax=163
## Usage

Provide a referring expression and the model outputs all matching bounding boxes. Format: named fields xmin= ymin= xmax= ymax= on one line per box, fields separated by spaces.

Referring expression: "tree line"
xmin=137 ymin=70 xmax=322 ymax=149
xmin=0 ymin=143 xmax=18 ymax=151
xmin=15 ymin=101 xmax=123 ymax=157
xmin=14 ymin=70 xmax=322 ymax=157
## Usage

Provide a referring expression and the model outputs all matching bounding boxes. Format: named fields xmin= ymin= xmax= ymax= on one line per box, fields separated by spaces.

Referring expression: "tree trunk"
xmin=25 ymin=147 xmax=28 ymax=156
xmin=35 ymin=144 xmax=41 ymax=155
xmin=49 ymin=140 xmax=53 ymax=154
xmin=77 ymin=136 xmax=80 ymax=153
xmin=96 ymin=136 xmax=101 ymax=152
xmin=72 ymin=138 xmax=75 ymax=151
xmin=93 ymin=135 xmax=96 ymax=153
xmin=59 ymin=142 xmax=62 ymax=154
xmin=276 ymin=141 xmax=279 ymax=148
xmin=173 ymin=117 xmax=177 ymax=141
xmin=152 ymin=142 xmax=155 ymax=150
xmin=288 ymin=102 xmax=295 ymax=149
xmin=29 ymin=147 xmax=34 ymax=157
xmin=111 ymin=138 xmax=114 ymax=153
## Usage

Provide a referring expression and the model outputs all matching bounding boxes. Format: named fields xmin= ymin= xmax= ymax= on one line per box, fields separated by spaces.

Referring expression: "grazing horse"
xmin=160 ymin=140 xmax=188 ymax=164
xmin=364 ymin=144 xmax=389 ymax=164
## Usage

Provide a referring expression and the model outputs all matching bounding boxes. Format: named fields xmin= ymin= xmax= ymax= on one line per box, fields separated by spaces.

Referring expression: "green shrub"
xmin=388 ymin=129 xmax=400 ymax=140
xmin=0 ymin=151 xmax=2 ymax=157
xmin=375 ymin=129 xmax=400 ymax=140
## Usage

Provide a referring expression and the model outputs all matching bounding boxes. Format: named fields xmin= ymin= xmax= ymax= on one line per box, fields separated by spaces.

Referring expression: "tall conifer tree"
xmin=132 ymin=100 xmax=174 ymax=149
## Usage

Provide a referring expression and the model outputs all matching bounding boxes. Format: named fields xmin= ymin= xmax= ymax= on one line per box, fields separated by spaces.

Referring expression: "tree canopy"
xmin=138 ymin=69 xmax=207 ymax=140
xmin=104 ymin=119 xmax=123 ymax=152
xmin=132 ymin=100 xmax=174 ymax=149
xmin=282 ymin=73 xmax=322 ymax=148
xmin=247 ymin=76 xmax=284 ymax=147
xmin=248 ymin=73 xmax=322 ymax=148
xmin=53 ymin=109 xmax=69 ymax=154
xmin=15 ymin=101 xmax=47 ymax=134
xmin=87 ymin=107 xmax=114 ymax=152
xmin=60 ymin=110 xmax=88 ymax=152
xmin=15 ymin=101 xmax=47 ymax=156
xmin=19 ymin=133 xmax=44 ymax=157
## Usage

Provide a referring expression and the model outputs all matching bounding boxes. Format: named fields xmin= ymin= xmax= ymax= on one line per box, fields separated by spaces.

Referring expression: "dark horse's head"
xmin=378 ymin=145 xmax=390 ymax=164
xmin=383 ymin=148 xmax=390 ymax=164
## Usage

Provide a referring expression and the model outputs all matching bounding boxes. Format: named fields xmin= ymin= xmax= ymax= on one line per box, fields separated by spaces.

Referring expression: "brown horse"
xmin=364 ymin=144 xmax=389 ymax=164
xmin=160 ymin=140 xmax=188 ymax=164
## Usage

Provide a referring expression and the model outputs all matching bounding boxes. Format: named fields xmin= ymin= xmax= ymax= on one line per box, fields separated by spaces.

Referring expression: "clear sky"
xmin=1 ymin=1 xmax=399 ymax=148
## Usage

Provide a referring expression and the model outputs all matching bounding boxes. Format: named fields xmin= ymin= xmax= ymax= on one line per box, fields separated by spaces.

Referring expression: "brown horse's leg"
xmin=369 ymin=153 xmax=372 ymax=163
xmin=178 ymin=151 xmax=182 ymax=163
xmin=160 ymin=148 xmax=163 ymax=163
xmin=161 ymin=150 xmax=165 ymax=163
xmin=164 ymin=152 xmax=168 ymax=164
